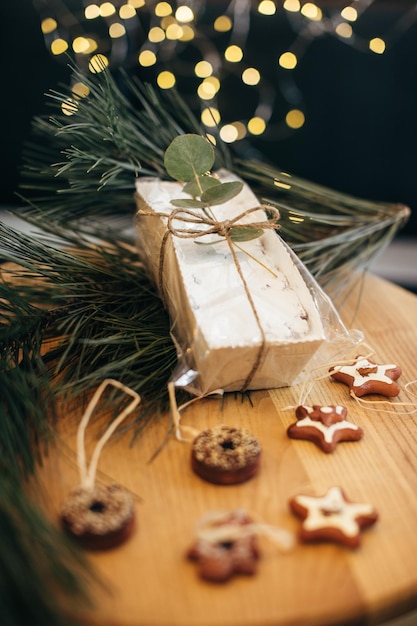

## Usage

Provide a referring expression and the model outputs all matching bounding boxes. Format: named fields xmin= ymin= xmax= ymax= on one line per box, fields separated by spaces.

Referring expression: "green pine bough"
xmin=0 ymin=64 xmax=409 ymax=624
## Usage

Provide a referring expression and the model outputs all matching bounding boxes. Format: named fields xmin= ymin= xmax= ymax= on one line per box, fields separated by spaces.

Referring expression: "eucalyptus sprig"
xmin=164 ymin=134 xmax=265 ymax=243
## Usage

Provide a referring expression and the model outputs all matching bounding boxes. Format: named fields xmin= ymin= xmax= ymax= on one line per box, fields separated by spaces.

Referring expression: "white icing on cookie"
xmin=332 ymin=357 xmax=398 ymax=387
xmin=295 ymin=417 xmax=359 ymax=444
xmin=294 ymin=486 xmax=375 ymax=537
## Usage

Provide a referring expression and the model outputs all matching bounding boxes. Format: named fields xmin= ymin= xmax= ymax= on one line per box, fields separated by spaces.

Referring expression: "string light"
xmin=35 ymin=0 xmax=417 ymax=144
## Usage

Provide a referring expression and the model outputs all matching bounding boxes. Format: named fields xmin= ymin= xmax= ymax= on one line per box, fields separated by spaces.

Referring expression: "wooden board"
xmin=34 ymin=274 xmax=417 ymax=626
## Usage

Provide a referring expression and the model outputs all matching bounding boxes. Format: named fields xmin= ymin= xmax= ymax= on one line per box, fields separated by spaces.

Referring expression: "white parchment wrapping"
xmin=135 ymin=171 xmax=327 ymax=394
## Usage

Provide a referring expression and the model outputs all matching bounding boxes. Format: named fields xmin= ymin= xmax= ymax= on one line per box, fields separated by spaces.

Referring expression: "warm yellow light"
xmin=201 ymin=107 xmax=221 ymax=127
xmin=286 ymin=109 xmax=305 ymax=129
xmin=336 ymin=22 xmax=352 ymax=38
xmin=206 ymin=133 xmax=217 ymax=146
xmin=161 ymin=16 xmax=175 ymax=29
xmin=258 ymin=1 xmax=276 ymax=16
xmin=72 ymin=82 xmax=90 ymax=98
xmin=283 ymin=0 xmax=300 ymax=11
xmin=197 ymin=77 xmax=220 ymax=100
xmin=242 ymin=67 xmax=261 ymax=85
xmin=301 ymin=3 xmax=322 ymax=20
xmin=86 ymin=38 xmax=98 ymax=53
xmin=195 ymin=60 xmax=213 ymax=78
xmin=109 ymin=23 xmax=126 ymax=38
xmin=279 ymin=51 xmax=297 ymax=69
xmin=155 ymin=2 xmax=172 ymax=17
xmin=369 ymin=37 xmax=385 ymax=54
xmin=214 ymin=15 xmax=232 ymax=32
xmin=233 ymin=121 xmax=247 ymax=140
xmin=85 ymin=4 xmax=100 ymax=19
xmin=274 ymin=172 xmax=292 ymax=189
xmin=166 ymin=23 xmax=183 ymax=39
xmin=157 ymin=71 xmax=176 ymax=89
xmin=41 ymin=18 xmax=57 ymax=34
xmin=274 ymin=179 xmax=292 ymax=190
xmin=89 ymin=54 xmax=109 ymax=73
xmin=148 ymin=26 xmax=165 ymax=42
xmin=73 ymin=36 xmax=91 ymax=53
xmin=341 ymin=6 xmax=357 ymax=21
xmin=100 ymin=2 xmax=116 ymax=17
xmin=175 ymin=5 xmax=194 ymax=23
xmin=119 ymin=4 xmax=136 ymax=19
xmin=138 ymin=49 xmax=157 ymax=66
xmin=198 ymin=81 xmax=217 ymax=100
xmin=205 ymin=76 xmax=220 ymax=91
xmin=128 ymin=0 xmax=145 ymax=7
xmin=220 ymin=124 xmax=239 ymax=143
xmin=179 ymin=25 xmax=195 ymax=41
xmin=51 ymin=38 xmax=68 ymax=55
xmin=247 ymin=116 xmax=266 ymax=135
xmin=72 ymin=36 xmax=97 ymax=54
xmin=224 ymin=45 xmax=243 ymax=63
xmin=61 ymin=98 xmax=78 ymax=116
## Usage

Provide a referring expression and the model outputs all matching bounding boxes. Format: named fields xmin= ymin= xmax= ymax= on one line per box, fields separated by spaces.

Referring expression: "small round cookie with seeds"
xmin=191 ymin=424 xmax=261 ymax=485
xmin=60 ymin=483 xmax=135 ymax=550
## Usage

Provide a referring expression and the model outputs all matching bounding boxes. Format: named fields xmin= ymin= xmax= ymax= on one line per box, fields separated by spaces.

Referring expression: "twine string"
xmin=138 ymin=204 xmax=280 ymax=392
xmin=77 ymin=378 xmax=141 ymax=489
xmin=168 ymin=381 xmax=223 ymax=442
xmin=194 ymin=509 xmax=294 ymax=552
xmin=166 ymin=205 xmax=280 ymax=240
xmin=281 ymin=346 xmax=417 ymax=417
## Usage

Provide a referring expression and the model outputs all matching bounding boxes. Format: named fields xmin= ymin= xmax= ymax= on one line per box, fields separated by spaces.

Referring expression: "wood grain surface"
xmin=33 ymin=274 xmax=417 ymax=626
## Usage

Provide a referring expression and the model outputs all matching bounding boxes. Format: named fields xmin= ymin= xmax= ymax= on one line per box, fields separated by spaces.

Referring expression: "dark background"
xmin=1 ymin=0 xmax=416 ymax=237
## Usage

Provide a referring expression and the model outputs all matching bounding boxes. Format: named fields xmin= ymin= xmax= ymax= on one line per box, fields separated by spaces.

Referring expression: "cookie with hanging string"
xmin=61 ymin=483 xmax=135 ymax=550
xmin=60 ymin=379 xmax=141 ymax=550
xmin=329 ymin=356 xmax=402 ymax=397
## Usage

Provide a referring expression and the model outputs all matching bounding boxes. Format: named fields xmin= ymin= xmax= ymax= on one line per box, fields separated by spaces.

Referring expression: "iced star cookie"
xmin=329 ymin=356 xmax=401 ymax=397
xmin=289 ymin=486 xmax=378 ymax=548
xmin=287 ymin=405 xmax=363 ymax=453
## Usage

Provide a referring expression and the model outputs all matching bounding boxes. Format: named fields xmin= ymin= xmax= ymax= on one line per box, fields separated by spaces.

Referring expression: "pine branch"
xmin=0 ymin=219 xmax=177 ymax=414
xmin=0 ymin=472 xmax=92 ymax=626
xmin=0 ymin=216 xmax=180 ymax=625
xmin=18 ymin=64 xmax=410 ymax=305
xmin=0 ymin=272 xmax=95 ymax=626
xmin=19 ymin=65 xmax=220 ymax=222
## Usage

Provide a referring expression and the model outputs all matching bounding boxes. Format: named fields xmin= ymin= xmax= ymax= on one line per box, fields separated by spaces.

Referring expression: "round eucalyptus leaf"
xmin=170 ymin=198 xmax=206 ymax=208
xmin=183 ymin=175 xmax=221 ymax=197
xmin=164 ymin=134 xmax=215 ymax=182
xmin=230 ymin=226 xmax=263 ymax=242
xmin=201 ymin=181 xmax=244 ymax=206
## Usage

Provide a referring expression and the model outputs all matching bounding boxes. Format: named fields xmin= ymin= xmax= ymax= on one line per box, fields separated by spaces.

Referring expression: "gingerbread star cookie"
xmin=289 ymin=486 xmax=378 ymax=548
xmin=329 ymin=356 xmax=401 ymax=397
xmin=287 ymin=405 xmax=363 ymax=453
xmin=187 ymin=510 xmax=259 ymax=583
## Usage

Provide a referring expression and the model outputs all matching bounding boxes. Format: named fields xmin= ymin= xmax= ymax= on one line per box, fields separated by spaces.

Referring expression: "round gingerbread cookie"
xmin=191 ymin=424 xmax=261 ymax=485
xmin=60 ymin=483 xmax=135 ymax=550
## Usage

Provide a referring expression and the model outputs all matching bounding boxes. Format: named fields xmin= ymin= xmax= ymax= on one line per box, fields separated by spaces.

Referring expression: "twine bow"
xmin=166 ymin=205 xmax=280 ymax=241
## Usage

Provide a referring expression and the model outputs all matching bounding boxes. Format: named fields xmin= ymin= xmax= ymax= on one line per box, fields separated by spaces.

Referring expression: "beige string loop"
xmin=349 ymin=389 xmax=417 ymax=415
xmin=168 ymin=381 xmax=223 ymax=442
xmin=194 ymin=509 xmax=295 ymax=552
xmin=77 ymin=379 xmax=141 ymax=489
